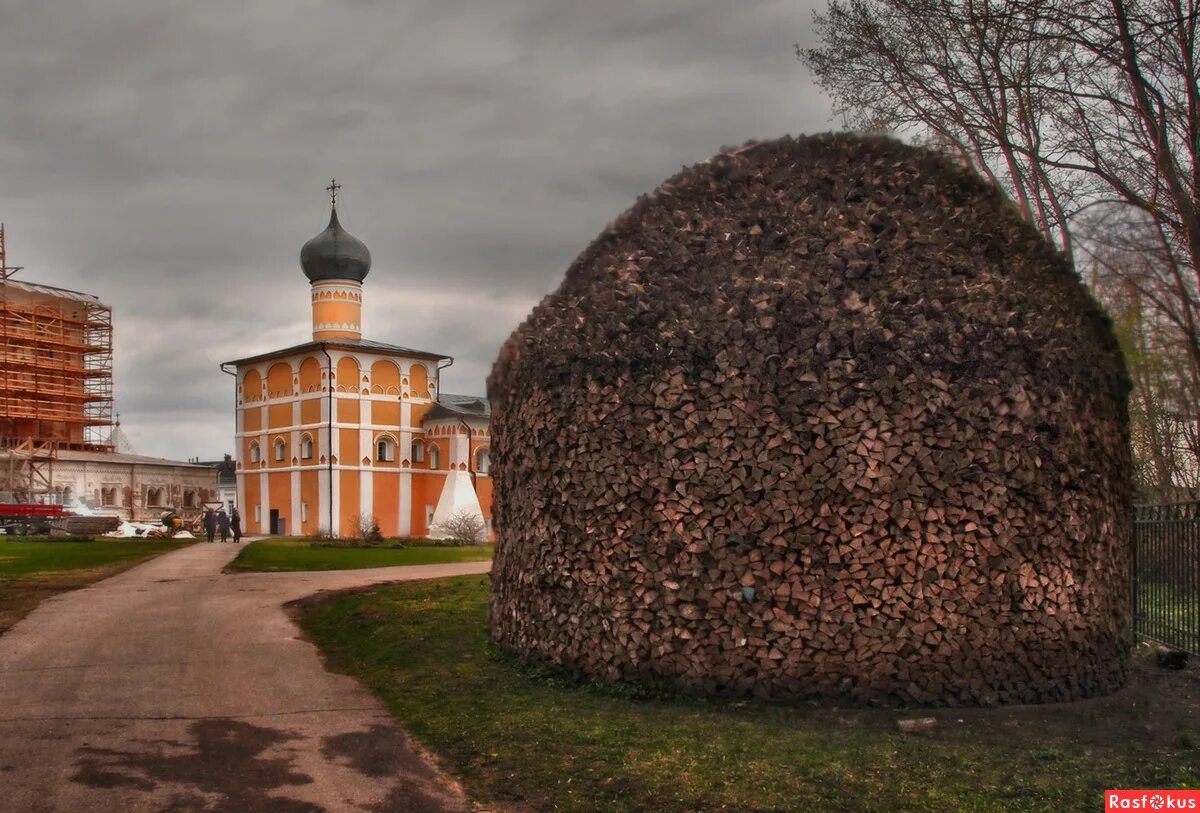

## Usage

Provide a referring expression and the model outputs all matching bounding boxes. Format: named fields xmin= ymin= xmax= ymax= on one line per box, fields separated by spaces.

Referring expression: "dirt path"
xmin=0 ymin=541 xmax=491 ymax=812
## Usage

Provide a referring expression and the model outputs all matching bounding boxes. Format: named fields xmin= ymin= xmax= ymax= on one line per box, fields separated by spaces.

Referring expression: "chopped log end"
xmin=897 ymin=717 xmax=938 ymax=733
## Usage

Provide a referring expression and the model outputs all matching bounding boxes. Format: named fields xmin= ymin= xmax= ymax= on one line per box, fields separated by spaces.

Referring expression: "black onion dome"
xmin=300 ymin=207 xmax=371 ymax=283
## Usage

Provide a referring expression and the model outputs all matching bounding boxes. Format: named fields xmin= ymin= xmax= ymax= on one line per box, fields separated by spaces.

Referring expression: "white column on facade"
xmin=259 ymin=467 xmax=270 ymax=534
xmin=360 ymin=468 xmax=374 ymax=524
xmin=398 ymin=472 xmax=412 ymax=536
xmin=329 ymin=387 xmax=342 ymax=537
xmin=359 ymin=393 xmax=372 ymax=521
xmin=398 ymin=398 xmax=413 ymax=536
xmin=317 ymin=386 xmax=331 ymax=535
xmin=290 ymin=397 xmax=302 ymax=536
xmin=290 ymin=470 xmax=302 ymax=536
xmin=235 ymin=401 xmax=246 ymax=512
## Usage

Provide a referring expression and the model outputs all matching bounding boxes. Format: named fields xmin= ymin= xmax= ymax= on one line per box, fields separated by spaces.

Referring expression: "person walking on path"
xmin=203 ymin=508 xmax=216 ymax=544
xmin=231 ymin=507 xmax=242 ymax=544
xmin=217 ymin=509 xmax=230 ymax=544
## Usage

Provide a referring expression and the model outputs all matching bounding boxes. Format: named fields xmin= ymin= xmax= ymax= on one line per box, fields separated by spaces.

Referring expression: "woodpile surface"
xmin=487 ymin=134 xmax=1132 ymax=706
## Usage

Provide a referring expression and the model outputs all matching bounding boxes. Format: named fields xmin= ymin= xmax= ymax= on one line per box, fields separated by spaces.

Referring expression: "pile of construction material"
xmin=53 ymin=515 xmax=121 ymax=536
xmin=487 ymin=134 xmax=1132 ymax=706
xmin=107 ymin=522 xmax=194 ymax=539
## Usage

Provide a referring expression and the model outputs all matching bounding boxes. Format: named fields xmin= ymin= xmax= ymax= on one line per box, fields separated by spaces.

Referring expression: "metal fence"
xmin=1134 ymin=501 xmax=1200 ymax=654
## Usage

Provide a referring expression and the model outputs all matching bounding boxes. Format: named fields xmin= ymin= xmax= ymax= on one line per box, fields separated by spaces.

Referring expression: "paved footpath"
xmin=0 ymin=541 xmax=491 ymax=812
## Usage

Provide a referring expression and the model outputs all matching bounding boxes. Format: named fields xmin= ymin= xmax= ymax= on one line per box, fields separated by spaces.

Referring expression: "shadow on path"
xmin=72 ymin=718 xmax=322 ymax=812
xmin=321 ymin=724 xmax=469 ymax=813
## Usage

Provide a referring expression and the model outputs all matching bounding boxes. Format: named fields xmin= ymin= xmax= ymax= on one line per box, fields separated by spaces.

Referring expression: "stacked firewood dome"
xmin=488 ymin=134 xmax=1132 ymax=706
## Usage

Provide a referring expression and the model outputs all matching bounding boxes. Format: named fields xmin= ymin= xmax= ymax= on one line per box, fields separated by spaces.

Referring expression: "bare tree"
xmin=801 ymin=0 xmax=1200 ymax=494
xmin=355 ymin=512 xmax=383 ymax=543
xmin=1087 ymin=214 xmax=1200 ymax=495
xmin=801 ymin=0 xmax=1081 ymax=258
xmin=438 ymin=510 xmax=486 ymax=545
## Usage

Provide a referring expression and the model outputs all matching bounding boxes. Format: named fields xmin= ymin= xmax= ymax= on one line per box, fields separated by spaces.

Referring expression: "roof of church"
xmin=426 ymin=393 xmax=491 ymax=422
xmin=224 ymin=337 xmax=450 ymax=366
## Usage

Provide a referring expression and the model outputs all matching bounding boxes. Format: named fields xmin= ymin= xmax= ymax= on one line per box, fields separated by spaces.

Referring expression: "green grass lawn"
xmin=0 ymin=536 xmax=191 ymax=634
xmin=299 ymin=575 xmax=1200 ymax=813
xmin=226 ymin=537 xmax=494 ymax=572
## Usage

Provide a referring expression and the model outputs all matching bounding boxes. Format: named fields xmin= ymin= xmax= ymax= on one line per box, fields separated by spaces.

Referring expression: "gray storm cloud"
xmin=0 ymin=0 xmax=830 ymax=458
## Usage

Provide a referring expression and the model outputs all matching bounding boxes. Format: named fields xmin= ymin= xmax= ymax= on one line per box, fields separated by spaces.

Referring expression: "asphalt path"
xmin=0 ymin=541 xmax=492 ymax=812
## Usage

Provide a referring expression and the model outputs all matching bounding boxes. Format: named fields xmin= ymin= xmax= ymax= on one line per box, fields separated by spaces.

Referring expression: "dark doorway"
xmin=269 ymin=509 xmax=281 ymax=536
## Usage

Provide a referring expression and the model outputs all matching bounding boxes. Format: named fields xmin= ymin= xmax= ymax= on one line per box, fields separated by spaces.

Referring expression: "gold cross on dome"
xmin=326 ymin=178 xmax=341 ymax=208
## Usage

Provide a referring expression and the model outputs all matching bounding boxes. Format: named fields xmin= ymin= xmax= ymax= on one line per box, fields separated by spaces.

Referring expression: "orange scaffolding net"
xmin=0 ymin=224 xmax=114 ymax=456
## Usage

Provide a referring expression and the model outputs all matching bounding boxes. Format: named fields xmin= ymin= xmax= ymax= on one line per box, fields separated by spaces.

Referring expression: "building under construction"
xmin=1 ymin=238 xmax=113 ymax=447
xmin=0 ymin=224 xmax=217 ymax=521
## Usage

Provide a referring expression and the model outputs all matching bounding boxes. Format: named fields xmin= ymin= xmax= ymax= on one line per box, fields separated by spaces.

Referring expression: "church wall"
xmin=408 ymin=364 xmax=430 ymax=399
xmin=268 ymin=403 xmax=292 ymax=430
xmin=243 ymin=438 xmax=262 ymax=473
xmin=335 ymin=357 xmax=360 ymax=392
xmin=336 ymin=396 xmax=359 ymax=424
xmin=300 ymin=397 xmax=321 ymax=425
xmin=372 ymin=400 xmax=399 ymax=426
xmin=300 ymin=469 xmax=320 ymax=535
xmin=409 ymin=401 xmax=433 ymax=428
xmin=266 ymin=363 xmax=292 ymax=399
xmin=244 ymin=471 xmax=261 ymax=531
xmin=339 ymin=469 xmax=360 ymax=534
xmin=370 ymin=360 xmax=401 ymax=393
xmin=243 ymin=407 xmax=262 ymax=433
xmin=299 ymin=357 xmax=322 ymax=392
xmin=268 ymin=471 xmax=292 ymax=534
xmin=267 ymin=433 xmax=289 ymax=469
xmin=409 ymin=470 xmax=446 ymax=538
xmin=242 ymin=370 xmax=263 ymax=403
xmin=374 ymin=471 xmax=400 ymax=537
xmin=339 ymin=427 xmax=358 ymax=465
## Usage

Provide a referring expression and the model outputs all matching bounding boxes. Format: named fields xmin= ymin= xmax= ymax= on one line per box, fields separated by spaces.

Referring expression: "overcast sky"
xmin=0 ymin=0 xmax=831 ymax=460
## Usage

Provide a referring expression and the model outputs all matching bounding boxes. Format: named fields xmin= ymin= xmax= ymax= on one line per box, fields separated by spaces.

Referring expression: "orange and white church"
xmin=225 ymin=187 xmax=492 ymax=538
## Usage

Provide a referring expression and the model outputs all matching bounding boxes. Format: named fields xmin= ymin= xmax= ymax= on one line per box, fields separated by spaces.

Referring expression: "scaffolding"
xmin=0 ymin=224 xmax=113 ymax=497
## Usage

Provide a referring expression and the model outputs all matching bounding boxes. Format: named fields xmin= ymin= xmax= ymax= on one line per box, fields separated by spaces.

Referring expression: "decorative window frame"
xmin=376 ymin=434 xmax=397 ymax=463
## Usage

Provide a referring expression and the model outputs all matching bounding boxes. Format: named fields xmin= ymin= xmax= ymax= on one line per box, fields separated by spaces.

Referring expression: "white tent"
xmin=427 ymin=470 xmax=486 ymax=540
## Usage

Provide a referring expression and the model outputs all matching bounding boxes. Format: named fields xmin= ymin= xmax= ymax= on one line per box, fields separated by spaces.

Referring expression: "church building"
xmin=224 ymin=186 xmax=492 ymax=538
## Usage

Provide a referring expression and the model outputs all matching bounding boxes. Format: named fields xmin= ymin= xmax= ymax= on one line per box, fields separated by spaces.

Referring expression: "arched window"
xmin=147 ymin=487 xmax=163 ymax=507
xmin=376 ymin=436 xmax=396 ymax=462
xmin=476 ymin=448 xmax=490 ymax=474
xmin=183 ymin=490 xmax=197 ymax=508
xmin=428 ymin=444 xmax=440 ymax=470
xmin=300 ymin=434 xmax=314 ymax=460
xmin=274 ymin=438 xmax=287 ymax=462
xmin=411 ymin=440 xmax=425 ymax=464
xmin=101 ymin=487 xmax=117 ymax=507
xmin=249 ymin=442 xmax=261 ymax=463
